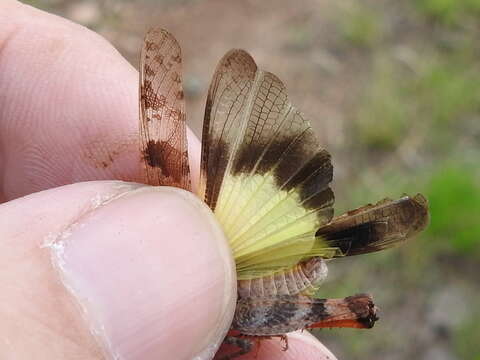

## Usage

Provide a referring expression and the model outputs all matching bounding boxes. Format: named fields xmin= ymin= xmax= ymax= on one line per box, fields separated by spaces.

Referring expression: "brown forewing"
xmin=139 ymin=28 xmax=191 ymax=190
xmin=317 ymin=194 xmax=429 ymax=256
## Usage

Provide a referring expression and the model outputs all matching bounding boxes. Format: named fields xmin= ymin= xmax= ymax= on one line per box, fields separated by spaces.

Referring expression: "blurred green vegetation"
xmin=415 ymin=0 xmax=480 ymax=25
xmin=354 ymin=50 xmax=480 ymax=152
xmin=339 ymin=4 xmax=381 ymax=48
xmin=414 ymin=57 xmax=480 ymax=126
xmin=355 ymin=58 xmax=409 ymax=151
xmin=454 ymin=312 xmax=480 ymax=360
xmin=426 ymin=164 xmax=480 ymax=256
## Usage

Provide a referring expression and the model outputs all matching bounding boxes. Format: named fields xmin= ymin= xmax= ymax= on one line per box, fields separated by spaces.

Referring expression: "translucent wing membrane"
xmin=139 ymin=28 xmax=191 ymax=190
xmin=199 ymin=50 xmax=257 ymax=208
xmin=200 ymin=50 xmax=336 ymax=280
xmin=317 ymin=194 xmax=429 ymax=256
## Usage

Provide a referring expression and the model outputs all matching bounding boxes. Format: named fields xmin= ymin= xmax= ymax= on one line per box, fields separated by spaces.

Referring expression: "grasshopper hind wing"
xmin=200 ymin=49 xmax=336 ymax=280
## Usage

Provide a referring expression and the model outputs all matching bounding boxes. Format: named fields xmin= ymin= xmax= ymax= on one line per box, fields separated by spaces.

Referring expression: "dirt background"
xmin=23 ymin=0 xmax=480 ymax=359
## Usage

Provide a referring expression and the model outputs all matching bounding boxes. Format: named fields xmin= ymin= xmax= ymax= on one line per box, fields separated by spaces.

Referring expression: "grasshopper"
xmin=137 ymin=28 xmax=429 ymax=358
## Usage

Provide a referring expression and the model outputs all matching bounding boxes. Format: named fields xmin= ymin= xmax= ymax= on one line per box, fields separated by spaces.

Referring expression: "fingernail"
xmin=51 ymin=186 xmax=236 ymax=360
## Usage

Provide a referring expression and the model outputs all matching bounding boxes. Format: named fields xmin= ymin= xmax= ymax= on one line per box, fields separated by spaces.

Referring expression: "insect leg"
xmin=219 ymin=334 xmax=288 ymax=359
xmin=279 ymin=334 xmax=288 ymax=351
xmin=219 ymin=336 xmax=254 ymax=360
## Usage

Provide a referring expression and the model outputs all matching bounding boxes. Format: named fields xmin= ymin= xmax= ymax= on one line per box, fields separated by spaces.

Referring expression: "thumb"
xmin=0 ymin=181 xmax=236 ymax=360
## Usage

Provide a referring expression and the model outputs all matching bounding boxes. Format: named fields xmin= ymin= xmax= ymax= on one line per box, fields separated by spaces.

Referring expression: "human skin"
xmin=0 ymin=1 xmax=337 ymax=359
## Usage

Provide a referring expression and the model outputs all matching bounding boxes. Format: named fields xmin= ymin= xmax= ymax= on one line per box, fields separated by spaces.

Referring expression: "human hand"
xmin=0 ymin=1 xmax=337 ymax=359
